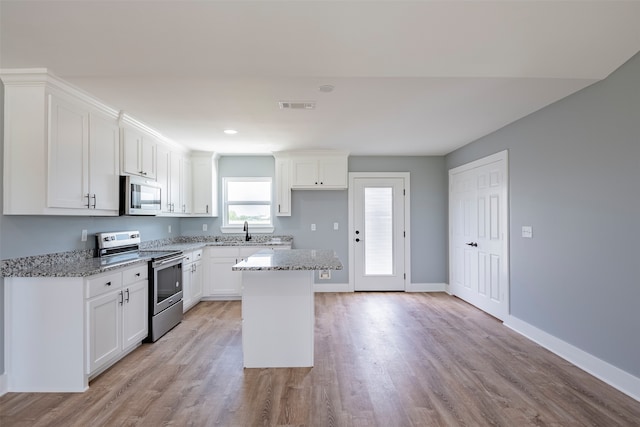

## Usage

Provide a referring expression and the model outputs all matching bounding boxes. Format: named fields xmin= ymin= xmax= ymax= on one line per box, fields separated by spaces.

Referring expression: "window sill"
xmin=220 ymin=226 xmax=275 ymax=234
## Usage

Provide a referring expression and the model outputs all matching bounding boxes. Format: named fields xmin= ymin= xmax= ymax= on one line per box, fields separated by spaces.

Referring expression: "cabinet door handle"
xmin=85 ymin=193 xmax=91 ymax=208
xmin=91 ymin=194 xmax=97 ymax=209
xmin=206 ymin=204 xmax=209 ymax=213
xmin=278 ymin=204 xmax=281 ymax=213
xmin=125 ymin=288 xmax=130 ymax=303
xmin=119 ymin=290 xmax=124 ymax=305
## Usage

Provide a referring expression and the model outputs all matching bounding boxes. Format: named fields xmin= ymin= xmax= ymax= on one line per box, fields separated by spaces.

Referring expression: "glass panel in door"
xmin=364 ymin=187 xmax=394 ymax=275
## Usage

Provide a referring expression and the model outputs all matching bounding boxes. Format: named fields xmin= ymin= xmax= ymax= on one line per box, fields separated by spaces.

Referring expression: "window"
xmin=222 ymin=177 xmax=273 ymax=233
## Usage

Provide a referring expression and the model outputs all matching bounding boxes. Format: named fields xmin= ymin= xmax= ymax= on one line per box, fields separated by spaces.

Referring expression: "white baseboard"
xmin=0 ymin=373 xmax=8 ymax=396
xmin=314 ymin=283 xmax=351 ymax=293
xmin=406 ymin=282 xmax=447 ymax=292
xmin=504 ymin=315 xmax=640 ymax=402
xmin=313 ymin=283 xmax=449 ymax=293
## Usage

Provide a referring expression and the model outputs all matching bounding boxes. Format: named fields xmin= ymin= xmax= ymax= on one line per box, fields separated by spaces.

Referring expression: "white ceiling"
xmin=1 ymin=1 xmax=639 ymax=156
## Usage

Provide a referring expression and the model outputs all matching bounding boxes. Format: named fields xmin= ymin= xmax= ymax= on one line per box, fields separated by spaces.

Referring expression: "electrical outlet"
xmin=81 ymin=229 xmax=87 ymax=242
xmin=334 ymin=222 xmax=339 ymax=230
xmin=203 ymin=224 xmax=208 ymax=231
xmin=168 ymin=225 xmax=172 ymax=233
xmin=319 ymin=270 xmax=331 ymax=280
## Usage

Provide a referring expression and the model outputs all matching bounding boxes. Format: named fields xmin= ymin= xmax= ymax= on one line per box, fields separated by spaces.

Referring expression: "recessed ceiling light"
xmin=224 ymin=129 xmax=238 ymax=135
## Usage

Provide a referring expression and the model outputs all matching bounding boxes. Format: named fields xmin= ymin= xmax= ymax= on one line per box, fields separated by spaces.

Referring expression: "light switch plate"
xmin=334 ymin=222 xmax=339 ymax=230
xmin=311 ymin=224 xmax=316 ymax=231
xmin=203 ymin=224 xmax=208 ymax=231
xmin=522 ymin=226 xmax=533 ymax=238
xmin=81 ymin=229 xmax=87 ymax=242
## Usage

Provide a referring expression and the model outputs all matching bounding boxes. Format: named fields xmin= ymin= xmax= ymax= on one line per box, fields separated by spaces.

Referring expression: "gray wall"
xmin=181 ymin=155 xmax=448 ymax=284
xmin=349 ymin=156 xmax=447 ymax=283
xmin=446 ymin=52 xmax=640 ymax=377
xmin=0 ymin=79 xmax=4 ymax=374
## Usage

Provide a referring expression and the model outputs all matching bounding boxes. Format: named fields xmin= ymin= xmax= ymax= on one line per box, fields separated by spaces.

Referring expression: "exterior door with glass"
xmin=353 ymin=177 xmax=406 ymax=291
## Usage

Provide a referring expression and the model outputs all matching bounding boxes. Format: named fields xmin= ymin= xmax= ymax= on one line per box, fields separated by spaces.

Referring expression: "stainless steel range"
xmin=96 ymin=231 xmax=185 ymax=342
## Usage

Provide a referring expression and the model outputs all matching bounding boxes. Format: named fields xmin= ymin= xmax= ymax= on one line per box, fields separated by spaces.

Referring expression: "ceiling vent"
xmin=279 ymin=101 xmax=316 ymax=110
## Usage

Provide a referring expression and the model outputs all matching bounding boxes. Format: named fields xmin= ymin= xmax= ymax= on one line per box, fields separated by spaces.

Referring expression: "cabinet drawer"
xmin=208 ymin=247 xmax=239 ymax=258
xmin=123 ymin=264 xmax=148 ymax=284
xmin=87 ymin=272 xmax=122 ymax=298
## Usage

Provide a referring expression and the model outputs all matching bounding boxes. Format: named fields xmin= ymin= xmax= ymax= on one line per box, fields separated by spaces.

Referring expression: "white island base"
xmin=241 ymin=270 xmax=314 ymax=368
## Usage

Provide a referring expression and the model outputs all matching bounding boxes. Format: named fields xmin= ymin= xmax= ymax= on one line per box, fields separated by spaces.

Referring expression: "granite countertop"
xmin=2 ymin=235 xmax=294 ymax=278
xmin=145 ymin=240 xmax=292 ymax=252
xmin=232 ymin=249 xmax=343 ymax=271
xmin=2 ymin=254 xmax=152 ymax=278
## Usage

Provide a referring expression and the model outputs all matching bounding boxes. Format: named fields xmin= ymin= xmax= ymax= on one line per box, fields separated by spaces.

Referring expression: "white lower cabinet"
xmin=86 ymin=264 xmax=148 ymax=377
xmin=182 ymin=249 xmax=204 ymax=312
xmin=4 ymin=263 xmax=148 ymax=392
xmin=203 ymin=246 xmax=291 ymax=299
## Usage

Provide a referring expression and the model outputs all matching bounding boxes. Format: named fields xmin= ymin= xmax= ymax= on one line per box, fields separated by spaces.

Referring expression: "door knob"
xmin=465 ymin=242 xmax=478 ymax=247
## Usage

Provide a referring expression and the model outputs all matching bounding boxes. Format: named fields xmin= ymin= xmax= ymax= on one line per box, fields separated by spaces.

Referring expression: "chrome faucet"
xmin=243 ymin=221 xmax=251 ymax=241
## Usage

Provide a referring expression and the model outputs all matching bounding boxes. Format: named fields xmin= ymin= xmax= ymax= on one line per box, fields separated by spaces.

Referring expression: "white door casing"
xmin=449 ymin=151 xmax=509 ymax=320
xmin=349 ymin=173 xmax=410 ymax=291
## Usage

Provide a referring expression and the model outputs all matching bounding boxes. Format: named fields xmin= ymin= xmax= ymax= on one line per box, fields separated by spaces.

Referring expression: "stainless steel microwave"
xmin=120 ymin=175 xmax=162 ymax=215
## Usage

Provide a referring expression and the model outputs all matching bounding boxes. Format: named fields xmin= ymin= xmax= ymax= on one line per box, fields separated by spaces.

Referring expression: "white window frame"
xmin=221 ymin=177 xmax=274 ymax=234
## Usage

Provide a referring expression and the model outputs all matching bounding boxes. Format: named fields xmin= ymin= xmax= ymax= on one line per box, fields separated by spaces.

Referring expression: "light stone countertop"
xmin=232 ymin=249 xmax=343 ymax=271
xmin=2 ymin=235 xmax=294 ymax=278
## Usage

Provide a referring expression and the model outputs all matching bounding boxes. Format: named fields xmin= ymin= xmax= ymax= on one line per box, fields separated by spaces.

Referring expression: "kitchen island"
xmin=232 ymin=249 xmax=343 ymax=368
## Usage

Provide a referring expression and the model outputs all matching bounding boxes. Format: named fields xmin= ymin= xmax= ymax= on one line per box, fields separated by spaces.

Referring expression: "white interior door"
xmin=353 ymin=177 xmax=406 ymax=291
xmin=449 ymin=151 xmax=509 ymax=320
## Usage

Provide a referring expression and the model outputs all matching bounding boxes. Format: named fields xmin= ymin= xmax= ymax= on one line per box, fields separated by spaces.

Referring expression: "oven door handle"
xmin=153 ymin=256 xmax=184 ymax=268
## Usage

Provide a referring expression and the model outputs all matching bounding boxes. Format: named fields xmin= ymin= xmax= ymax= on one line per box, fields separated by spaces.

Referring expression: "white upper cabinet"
xmin=121 ymin=126 xmax=157 ymax=179
xmin=191 ymin=152 xmax=218 ymax=217
xmin=47 ymin=93 xmax=90 ymax=210
xmin=156 ymin=144 xmax=171 ymax=214
xmin=88 ymin=110 xmax=120 ymax=211
xmin=181 ymin=156 xmax=192 ymax=215
xmin=157 ymin=146 xmax=195 ymax=216
xmin=169 ymin=150 xmax=183 ymax=213
xmin=274 ymin=155 xmax=291 ymax=216
xmin=290 ymin=152 xmax=348 ymax=189
xmin=1 ymin=69 xmax=120 ymax=215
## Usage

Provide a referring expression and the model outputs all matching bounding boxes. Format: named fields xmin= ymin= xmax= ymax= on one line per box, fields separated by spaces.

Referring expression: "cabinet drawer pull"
xmin=119 ymin=291 xmax=124 ymax=305
xmin=125 ymin=288 xmax=130 ymax=303
xmin=106 ymin=281 xmax=112 ymax=286
xmin=135 ymin=272 xmax=141 ymax=277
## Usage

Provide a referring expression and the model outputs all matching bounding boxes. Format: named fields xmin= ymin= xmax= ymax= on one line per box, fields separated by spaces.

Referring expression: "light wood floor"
xmin=2 ymin=293 xmax=639 ymax=426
